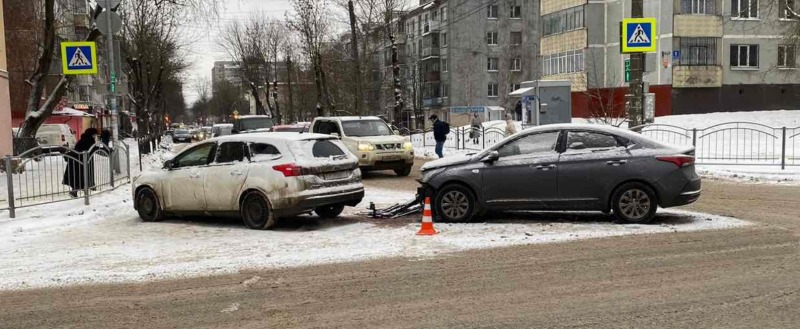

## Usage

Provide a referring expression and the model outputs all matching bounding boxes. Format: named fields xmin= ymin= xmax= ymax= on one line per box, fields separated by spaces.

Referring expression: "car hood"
xmin=347 ymin=135 xmax=406 ymax=144
xmin=240 ymin=128 xmax=273 ymax=133
xmin=421 ymin=154 xmax=474 ymax=171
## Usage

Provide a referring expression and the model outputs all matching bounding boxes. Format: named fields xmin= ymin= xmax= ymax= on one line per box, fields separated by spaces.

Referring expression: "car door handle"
xmin=606 ymin=160 xmax=628 ymax=166
xmin=534 ymin=164 xmax=556 ymax=171
xmin=230 ymin=170 xmax=243 ymax=176
xmin=189 ymin=172 xmax=200 ymax=178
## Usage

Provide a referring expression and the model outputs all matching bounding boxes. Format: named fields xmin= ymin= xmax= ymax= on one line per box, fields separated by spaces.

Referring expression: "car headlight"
xmin=357 ymin=142 xmax=374 ymax=152
xmin=403 ymin=142 xmax=413 ymax=151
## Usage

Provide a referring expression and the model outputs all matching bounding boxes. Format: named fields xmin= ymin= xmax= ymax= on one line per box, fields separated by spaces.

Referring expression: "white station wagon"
xmin=132 ymin=133 xmax=365 ymax=229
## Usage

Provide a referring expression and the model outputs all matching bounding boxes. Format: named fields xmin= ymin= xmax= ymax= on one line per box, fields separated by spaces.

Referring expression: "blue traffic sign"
xmin=61 ymin=41 xmax=97 ymax=75
xmin=621 ymin=18 xmax=657 ymax=53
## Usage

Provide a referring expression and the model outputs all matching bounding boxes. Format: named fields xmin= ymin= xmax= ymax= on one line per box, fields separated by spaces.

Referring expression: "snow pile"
xmin=0 ymin=181 xmax=749 ymax=290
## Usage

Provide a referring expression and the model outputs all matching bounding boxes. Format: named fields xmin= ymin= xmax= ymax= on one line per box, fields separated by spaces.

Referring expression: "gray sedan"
xmin=418 ymin=124 xmax=701 ymax=223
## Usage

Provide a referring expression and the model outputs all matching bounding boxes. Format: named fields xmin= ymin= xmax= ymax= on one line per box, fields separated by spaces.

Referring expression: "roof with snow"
xmin=211 ymin=132 xmax=335 ymax=143
xmin=317 ymin=116 xmax=384 ymax=122
xmin=53 ymin=107 xmax=94 ymax=117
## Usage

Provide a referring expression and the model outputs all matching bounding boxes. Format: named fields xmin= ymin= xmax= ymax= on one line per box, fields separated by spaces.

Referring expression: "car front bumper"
xmin=355 ymin=151 xmax=414 ymax=170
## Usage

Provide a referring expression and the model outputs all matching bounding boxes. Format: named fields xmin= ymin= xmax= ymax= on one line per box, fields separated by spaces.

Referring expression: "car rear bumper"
xmin=659 ymin=177 xmax=702 ymax=207
xmin=273 ymin=186 xmax=365 ymax=217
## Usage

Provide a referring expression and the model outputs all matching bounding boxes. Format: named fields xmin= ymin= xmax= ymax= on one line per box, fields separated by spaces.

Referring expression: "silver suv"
xmin=310 ymin=116 xmax=414 ymax=176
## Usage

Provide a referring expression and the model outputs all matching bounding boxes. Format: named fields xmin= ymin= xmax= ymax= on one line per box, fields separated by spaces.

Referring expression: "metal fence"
xmin=406 ymin=122 xmax=800 ymax=169
xmin=0 ymin=142 xmax=131 ymax=218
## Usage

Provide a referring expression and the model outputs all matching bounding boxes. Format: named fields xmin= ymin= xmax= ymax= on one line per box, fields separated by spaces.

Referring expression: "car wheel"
xmin=240 ymin=192 xmax=277 ymax=230
xmin=394 ymin=165 xmax=412 ymax=177
xmin=136 ymin=187 xmax=164 ymax=222
xmin=434 ymin=184 xmax=477 ymax=222
xmin=612 ymin=182 xmax=658 ymax=223
xmin=314 ymin=204 xmax=345 ymax=218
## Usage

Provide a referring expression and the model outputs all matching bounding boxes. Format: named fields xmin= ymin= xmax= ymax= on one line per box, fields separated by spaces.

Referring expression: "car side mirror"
xmin=569 ymin=142 xmax=586 ymax=150
xmin=164 ymin=159 xmax=174 ymax=170
xmin=483 ymin=150 xmax=500 ymax=163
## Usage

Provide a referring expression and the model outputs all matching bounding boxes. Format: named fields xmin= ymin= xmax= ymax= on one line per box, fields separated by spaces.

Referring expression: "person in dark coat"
xmin=430 ymin=114 xmax=448 ymax=158
xmin=63 ymin=128 xmax=99 ymax=197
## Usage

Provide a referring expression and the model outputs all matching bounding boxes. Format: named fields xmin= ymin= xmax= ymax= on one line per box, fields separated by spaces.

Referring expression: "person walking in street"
xmin=430 ymin=114 xmax=449 ymax=158
xmin=505 ymin=114 xmax=519 ymax=136
xmin=470 ymin=113 xmax=482 ymax=145
xmin=63 ymin=128 xmax=99 ymax=197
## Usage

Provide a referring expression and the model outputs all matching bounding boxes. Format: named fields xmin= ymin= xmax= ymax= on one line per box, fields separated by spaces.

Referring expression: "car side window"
xmin=566 ymin=131 xmax=620 ymax=152
xmin=216 ymin=142 xmax=249 ymax=163
xmin=174 ymin=143 xmax=215 ymax=168
xmin=497 ymin=131 xmax=559 ymax=158
xmin=250 ymin=143 xmax=281 ymax=156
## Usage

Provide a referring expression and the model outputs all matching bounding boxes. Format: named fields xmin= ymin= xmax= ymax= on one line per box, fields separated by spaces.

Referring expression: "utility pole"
xmin=347 ymin=0 xmax=363 ymax=115
xmin=628 ymin=0 xmax=645 ymax=127
xmin=104 ymin=0 xmax=118 ymax=142
xmin=286 ymin=55 xmax=294 ymax=122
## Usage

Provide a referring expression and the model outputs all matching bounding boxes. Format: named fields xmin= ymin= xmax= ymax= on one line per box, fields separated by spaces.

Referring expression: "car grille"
xmin=375 ymin=143 xmax=402 ymax=150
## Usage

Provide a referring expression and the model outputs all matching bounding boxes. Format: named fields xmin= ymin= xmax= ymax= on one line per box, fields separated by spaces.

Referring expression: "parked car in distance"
xmin=132 ymin=133 xmax=365 ymax=229
xmin=190 ymin=129 xmax=205 ymax=141
xmin=201 ymin=126 xmax=213 ymax=138
xmin=418 ymin=124 xmax=701 ymax=223
xmin=211 ymin=123 xmax=233 ymax=138
xmin=172 ymin=129 xmax=192 ymax=143
xmin=36 ymin=124 xmax=77 ymax=151
xmin=310 ymin=116 xmax=414 ymax=176
xmin=272 ymin=122 xmax=310 ymax=133
xmin=233 ymin=115 xmax=274 ymax=134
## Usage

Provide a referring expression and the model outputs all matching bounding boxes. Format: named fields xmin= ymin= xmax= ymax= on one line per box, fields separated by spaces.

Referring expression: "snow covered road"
xmin=0 ymin=182 xmax=749 ymax=290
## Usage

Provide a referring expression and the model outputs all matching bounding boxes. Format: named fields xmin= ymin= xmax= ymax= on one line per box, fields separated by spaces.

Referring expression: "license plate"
xmin=322 ymin=171 xmax=350 ymax=180
xmin=383 ymin=155 xmax=401 ymax=161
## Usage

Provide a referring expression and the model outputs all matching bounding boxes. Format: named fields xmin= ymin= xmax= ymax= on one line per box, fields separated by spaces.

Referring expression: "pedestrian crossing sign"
xmin=61 ymin=41 xmax=98 ymax=75
xmin=621 ymin=18 xmax=656 ymax=53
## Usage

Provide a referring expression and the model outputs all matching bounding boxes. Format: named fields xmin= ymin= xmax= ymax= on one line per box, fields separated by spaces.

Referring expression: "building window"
xmin=487 ymin=32 xmax=498 ymax=45
xmin=681 ymin=0 xmax=716 ymax=14
xmin=488 ymin=83 xmax=498 ymax=97
xmin=441 ymin=32 xmax=447 ymax=46
xmin=731 ymin=0 xmax=758 ymax=18
xmin=779 ymin=45 xmax=796 ymax=68
xmin=781 ymin=0 xmax=796 ymax=19
xmin=442 ymin=58 xmax=448 ymax=72
xmin=432 ymin=10 xmax=438 ymax=21
xmin=441 ymin=7 xmax=447 ymax=20
xmin=442 ymin=83 xmax=449 ymax=97
xmin=511 ymin=58 xmax=521 ymax=71
xmin=730 ymin=44 xmax=759 ymax=68
xmin=510 ymin=32 xmax=522 ymax=45
xmin=487 ymin=4 xmax=498 ymax=18
xmin=542 ymin=5 xmax=584 ymax=36
xmin=510 ymin=4 xmax=521 ymax=18
xmin=511 ymin=83 xmax=521 ymax=92
xmin=677 ymin=37 xmax=718 ymax=65
xmin=541 ymin=49 xmax=584 ymax=76
xmin=487 ymin=57 xmax=499 ymax=71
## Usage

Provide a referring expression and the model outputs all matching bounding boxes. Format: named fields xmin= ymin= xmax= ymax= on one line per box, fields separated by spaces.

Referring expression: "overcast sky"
xmin=181 ymin=0 xmax=294 ymax=105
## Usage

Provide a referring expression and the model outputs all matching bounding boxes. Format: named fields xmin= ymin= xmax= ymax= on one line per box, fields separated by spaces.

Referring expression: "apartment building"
xmin=376 ymin=0 xmax=540 ymax=127
xmin=541 ymin=0 xmax=800 ymax=117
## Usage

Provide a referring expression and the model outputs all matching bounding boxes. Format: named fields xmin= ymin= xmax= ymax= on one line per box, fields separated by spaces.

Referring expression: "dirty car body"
xmin=418 ymin=124 xmax=701 ymax=223
xmin=132 ymin=133 xmax=364 ymax=229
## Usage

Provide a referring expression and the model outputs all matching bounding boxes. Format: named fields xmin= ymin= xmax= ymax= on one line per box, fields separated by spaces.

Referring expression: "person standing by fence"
xmin=63 ymin=128 xmax=98 ymax=197
xmin=430 ymin=114 xmax=449 ymax=158
xmin=470 ymin=113 xmax=482 ymax=145
xmin=505 ymin=114 xmax=519 ymax=136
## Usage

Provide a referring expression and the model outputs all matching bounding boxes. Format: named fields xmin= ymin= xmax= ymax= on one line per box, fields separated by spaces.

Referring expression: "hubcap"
xmin=441 ymin=190 xmax=469 ymax=219
xmin=619 ymin=189 xmax=651 ymax=220
xmin=141 ymin=195 xmax=155 ymax=215
xmin=246 ymin=198 xmax=264 ymax=222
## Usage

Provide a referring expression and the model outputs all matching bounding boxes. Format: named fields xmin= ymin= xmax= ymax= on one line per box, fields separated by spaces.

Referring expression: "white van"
xmin=211 ymin=123 xmax=233 ymax=137
xmin=38 ymin=124 xmax=77 ymax=150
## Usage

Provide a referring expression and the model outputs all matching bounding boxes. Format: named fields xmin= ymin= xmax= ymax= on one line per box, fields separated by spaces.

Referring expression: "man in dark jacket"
xmin=63 ymin=128 xmax=98 ymax=197
xmin=430 ymin=114 xmax=448 ymax=158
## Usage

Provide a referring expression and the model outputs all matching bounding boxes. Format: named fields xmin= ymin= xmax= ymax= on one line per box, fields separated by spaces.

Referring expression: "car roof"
xmin=212 ymin=123 xmax=233 ymax=127
xmin=237 ymin=115 xmax=272 ymax=119
xmin=524 ymin=123 xmax=642 ymax=138
xmin=211 ymin=132 xmax=334 ymax=143
xmin=316 ymin=116 xmax=383 ymax=122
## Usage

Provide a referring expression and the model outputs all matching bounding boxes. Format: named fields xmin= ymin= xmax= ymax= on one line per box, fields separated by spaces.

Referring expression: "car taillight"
xmin=656 ymin=155 xmax=695 ymax=168
xmin=272 ymin=163 xmax=304 ymax=177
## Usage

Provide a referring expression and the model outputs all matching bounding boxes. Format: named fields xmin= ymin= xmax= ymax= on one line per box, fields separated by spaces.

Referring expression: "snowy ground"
xmin=0 ymin=177 xmax=749 ymax=290
xmin=414 ymin=110 xmax=800 ymax=185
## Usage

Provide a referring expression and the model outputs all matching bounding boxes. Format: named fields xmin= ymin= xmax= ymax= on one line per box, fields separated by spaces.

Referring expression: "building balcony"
xmin=672 ymin=65 xmax=722 ymax=88
xmin=674 ymin=14 xmax=723 ymax=37
xmin=423 ymin=71 xmax=440 ymax=82
xmin=420 ymin=47 xmax=440 ymax=59
xmin=423 ymin=97 xmax=445 ymax=107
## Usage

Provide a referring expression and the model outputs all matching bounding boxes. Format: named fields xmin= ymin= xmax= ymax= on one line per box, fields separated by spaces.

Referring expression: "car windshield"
xmin=342 ymin=120 xmax=392 ymax=137
xmin=175 ymin=129 xmax=189 ymax=135
xmin=240 ymin=118 xmax=274 ymax=131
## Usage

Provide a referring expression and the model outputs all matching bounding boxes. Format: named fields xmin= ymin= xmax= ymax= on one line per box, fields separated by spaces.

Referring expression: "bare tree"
xmin=287 ymin=0 xmax=336 ymax=116
xmin=218 ymin=19 xmax=270 ymax=116
xmin=581 ymin=53 xmax=627 ymax=127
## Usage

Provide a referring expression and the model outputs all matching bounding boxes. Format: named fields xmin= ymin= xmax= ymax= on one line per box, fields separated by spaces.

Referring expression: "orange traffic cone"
xmin=417 ymin=197 xmax=437 ymax=235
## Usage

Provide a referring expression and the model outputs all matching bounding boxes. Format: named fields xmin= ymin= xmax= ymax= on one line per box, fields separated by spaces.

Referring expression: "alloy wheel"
xmin=619 ymin=189 xmax=651 ymax=220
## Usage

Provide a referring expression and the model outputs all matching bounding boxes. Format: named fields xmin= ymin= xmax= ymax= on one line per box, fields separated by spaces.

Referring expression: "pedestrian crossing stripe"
xmin=61 ymin=41 xmax=98 ymax=75
xmin=621 ymin=18 xmax=657 ymax=54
